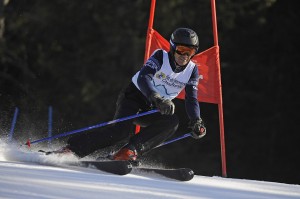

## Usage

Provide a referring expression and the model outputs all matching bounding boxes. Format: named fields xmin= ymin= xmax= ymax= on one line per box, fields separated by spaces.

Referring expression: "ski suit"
xmin=67 ymin=49 xmax=201 ymax=158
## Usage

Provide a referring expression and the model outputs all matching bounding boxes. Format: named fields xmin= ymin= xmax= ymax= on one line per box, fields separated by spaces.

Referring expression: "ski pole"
xmin=155 ymin=130 xmax=206 ymax=149
xmin=25 ymin=109 xmax=159 ymax=147
xmin=155 ymin=133 xmax=192 ymax=149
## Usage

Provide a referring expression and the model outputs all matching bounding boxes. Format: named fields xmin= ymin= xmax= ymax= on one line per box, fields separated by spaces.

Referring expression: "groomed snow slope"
xmin=0 ymin=141 xmax=299 ymax=199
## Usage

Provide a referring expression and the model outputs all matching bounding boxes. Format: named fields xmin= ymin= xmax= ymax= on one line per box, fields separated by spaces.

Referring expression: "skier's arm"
xmin=185 ymin=66 xmax=207 ymax=139
xmin=137 ymin=50 xmax=175 ymax=115
xmin=137 ymin=50 xmax=163 ymax=98
xmin=185 ymin=66 xmax=200 ymax=120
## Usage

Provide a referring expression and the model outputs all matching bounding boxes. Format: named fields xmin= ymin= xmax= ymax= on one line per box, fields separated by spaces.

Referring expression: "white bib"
xmin=132 ymin=50 xmax=196 ymax=100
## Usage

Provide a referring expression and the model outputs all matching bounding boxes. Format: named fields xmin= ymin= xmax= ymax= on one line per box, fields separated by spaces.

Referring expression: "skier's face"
xmin=174 ymin=45 xmax=196 ymax=66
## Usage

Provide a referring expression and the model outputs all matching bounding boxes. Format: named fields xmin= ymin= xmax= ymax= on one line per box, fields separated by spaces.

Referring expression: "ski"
xmin=71 ymin=160 xmax=132 ymax=175
xmin=38 ymin=150 xmax=132 ymax=175
xmin=38 ymin=150 xmax=193 ymax=180
xmin=72 ymin=160 xmax=193 ymax=181
xmin=134 ymin=167 xmax=194 ymax=181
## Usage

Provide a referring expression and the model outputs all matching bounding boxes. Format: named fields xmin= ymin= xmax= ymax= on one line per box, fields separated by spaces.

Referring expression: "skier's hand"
xmin=188 ymin=118 xmax=206 ymax=139
xmin=150 ymin=93 xmax=175 ymax=115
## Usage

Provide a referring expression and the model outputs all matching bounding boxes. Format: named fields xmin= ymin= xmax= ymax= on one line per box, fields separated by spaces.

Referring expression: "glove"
xmin=188 ymin=118 xmax=206 ymax=139
xmin=150 ymin=93 xmax=175 ymax=115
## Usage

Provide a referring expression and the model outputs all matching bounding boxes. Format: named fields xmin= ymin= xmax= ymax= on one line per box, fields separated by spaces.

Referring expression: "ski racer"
xmin=56 ymin=28 xmax=207 ymax=161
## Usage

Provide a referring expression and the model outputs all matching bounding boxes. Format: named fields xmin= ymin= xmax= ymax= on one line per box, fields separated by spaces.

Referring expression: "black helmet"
xmin=170 ymin=28 xmax=199 ymax=51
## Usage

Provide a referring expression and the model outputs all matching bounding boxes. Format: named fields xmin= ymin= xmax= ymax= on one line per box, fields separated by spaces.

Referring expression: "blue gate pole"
xmin=48 ymin=106 xmax=53 ymax=147
xmin=9 ymin=107 xmax=19 ymax=142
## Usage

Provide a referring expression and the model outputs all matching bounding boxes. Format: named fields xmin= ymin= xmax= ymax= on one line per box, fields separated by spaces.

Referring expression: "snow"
xmin=0 ymin=141 xmax=299 ymax=199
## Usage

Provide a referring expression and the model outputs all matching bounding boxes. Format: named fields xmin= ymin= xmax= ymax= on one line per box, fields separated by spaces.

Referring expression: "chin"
xmin=180 ymin=62 xmax=188 ymax=66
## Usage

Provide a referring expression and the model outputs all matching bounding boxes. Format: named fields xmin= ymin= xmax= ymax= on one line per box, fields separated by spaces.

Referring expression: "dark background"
xmin=1 ymin=0 xmax=299 ymax=184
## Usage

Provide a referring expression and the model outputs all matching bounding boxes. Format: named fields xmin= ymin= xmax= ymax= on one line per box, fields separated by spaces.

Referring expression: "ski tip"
xmin=25 ymin=139 xmax=31 ymax=148
xmin=180 ymin=168 xmax=194 ymax=181
xmin=135 ymin=167 xmax=194 ymax=181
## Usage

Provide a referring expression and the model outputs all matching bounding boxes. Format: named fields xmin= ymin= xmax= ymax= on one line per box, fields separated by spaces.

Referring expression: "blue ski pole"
xmin=156 ymin=130 xmax=206 ymax=149
xmin=155 ymin=133 xmax=192 ymax=149
xmin=25 ymin=109 xmax=159 ymax=147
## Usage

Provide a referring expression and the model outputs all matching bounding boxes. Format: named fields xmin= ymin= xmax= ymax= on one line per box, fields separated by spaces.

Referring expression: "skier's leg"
xmin=67 ymin=89 xmax=140 ymax=158
xmin=129 ymin=112 xmax=179 ymax=156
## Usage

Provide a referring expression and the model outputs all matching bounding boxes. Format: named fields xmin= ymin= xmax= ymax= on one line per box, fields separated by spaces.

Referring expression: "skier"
xmin=56 ymin=28 xmax=206 ymax=161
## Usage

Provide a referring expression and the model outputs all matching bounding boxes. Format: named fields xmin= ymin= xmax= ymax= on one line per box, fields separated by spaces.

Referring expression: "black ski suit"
xmin=67 ymin=49 xmax=201 ymax=158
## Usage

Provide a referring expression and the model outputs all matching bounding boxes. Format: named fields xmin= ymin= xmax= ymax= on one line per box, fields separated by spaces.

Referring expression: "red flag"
xmin=146 ymin=29 xmax=221 ymax=104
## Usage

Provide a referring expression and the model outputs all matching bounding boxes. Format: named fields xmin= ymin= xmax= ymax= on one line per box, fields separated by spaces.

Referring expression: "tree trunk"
xmin=0 ymin=0 xmax=10 ymax=39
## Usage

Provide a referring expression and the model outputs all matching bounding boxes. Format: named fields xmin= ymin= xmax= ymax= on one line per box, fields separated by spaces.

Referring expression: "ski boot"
xmin=111 ymin=145 xmax=141 ymax=166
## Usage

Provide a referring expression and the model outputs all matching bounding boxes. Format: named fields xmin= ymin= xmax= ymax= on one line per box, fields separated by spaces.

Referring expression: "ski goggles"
xmin=175 ymin=45 xmax=197 ymax=57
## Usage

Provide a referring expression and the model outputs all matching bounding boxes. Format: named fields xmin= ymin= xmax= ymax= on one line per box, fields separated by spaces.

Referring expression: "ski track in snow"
xmin=0 ymin=140 xmax=300 ymax=199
